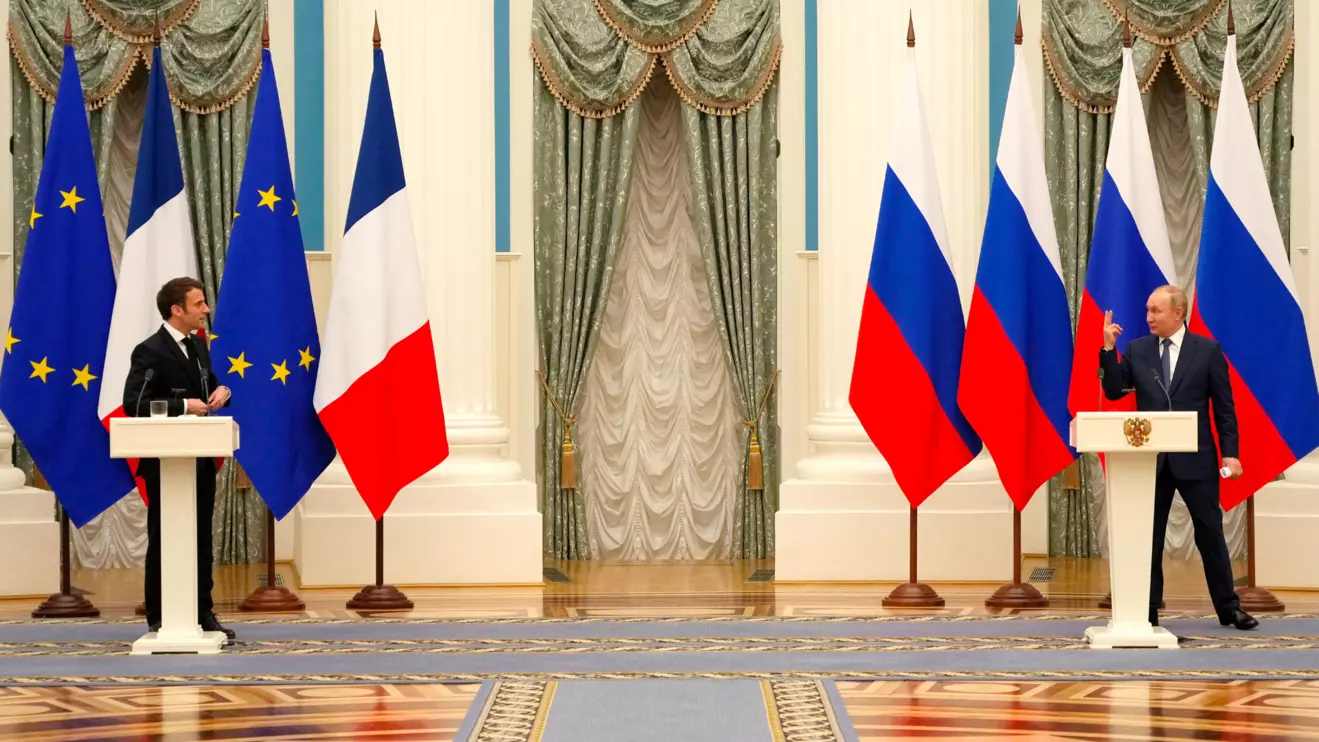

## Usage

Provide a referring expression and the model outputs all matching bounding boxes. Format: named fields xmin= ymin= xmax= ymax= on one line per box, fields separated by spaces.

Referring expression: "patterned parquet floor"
xmin=2 ymin=556 xmax=1318 ymax=739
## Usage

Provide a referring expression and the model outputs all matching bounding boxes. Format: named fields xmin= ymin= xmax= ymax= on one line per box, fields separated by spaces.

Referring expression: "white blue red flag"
xmin=960 ymin=39 xmax=1076 ymax=510
xmin=849 ymin=42 xmax=980 ymax=508
xmin=1189 ymin=27 xmax=1319 ymax=509
xmin=1067 ymin=41 xmax=1176 ymax=418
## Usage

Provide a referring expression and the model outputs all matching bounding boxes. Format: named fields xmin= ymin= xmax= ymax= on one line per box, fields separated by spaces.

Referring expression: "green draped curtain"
xmin=533 ymin=0 xmax=780 ymax=559
xmin=1042 ymin=0 xmax=1294 ymax=556
xmin=9 ymin=0 xmax=265 ymax=564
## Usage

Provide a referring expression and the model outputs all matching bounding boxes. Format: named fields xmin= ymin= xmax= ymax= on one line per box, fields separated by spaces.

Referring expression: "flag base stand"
xmin=1236 ymin=585 xmax=1284 ymax=612
xmin=347 ymin=584 xmax=413 ymax=611
xmin=33 ymin=510 xmax=98 ymax=618
xmin=882 ymin=581 xmax=944 ymax=607
xmin=240 ymin=585 xmax=306 ymax=612
xmin=32 ymin=592 xmax=99 ymax=618
xmin=883 ymin=508 xmax=944 ymax=607
xmin=240 ymin=509 xmax=305 ymax=612
xmin=986 ymin=510 xmax=1048 ymax=609
xmin=985 ymin=582 xmax=1047 ymax=609
xmin=1237 ymin=498 xmax=1284 ymax=611
xmin=346 ymin=519 xmax=413 ymax=611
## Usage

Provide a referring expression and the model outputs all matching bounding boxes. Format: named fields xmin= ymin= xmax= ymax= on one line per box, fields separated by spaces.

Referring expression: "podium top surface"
xmin=1070 ymin=411 xmax=1198 ymax=454
xmin=109 ymin=416 xmax=239 ymax=459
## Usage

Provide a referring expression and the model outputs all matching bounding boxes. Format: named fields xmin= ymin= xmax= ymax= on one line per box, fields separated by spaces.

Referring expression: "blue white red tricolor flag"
xmin=1066 ymin=42 xmax=1176 ymax=419
xmin=313 ymin=39 xmax=449 ymax=520
xmin=959 ymin=40 xmax=1076 ymax=511
xmin=849 ymin=43 xmax=981 ymax=508
xmin=1189 ymin=28 xmax=1319 ymax=509
xmin=98 ymin=44 xmax=202 ymax=499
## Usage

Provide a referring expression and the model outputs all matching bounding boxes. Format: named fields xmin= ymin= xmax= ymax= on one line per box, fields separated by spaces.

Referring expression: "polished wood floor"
xmin=3 ymin=557 xmax=1318 ymax=740
xmin=3 ymin=554 xmax=1312 ymax=620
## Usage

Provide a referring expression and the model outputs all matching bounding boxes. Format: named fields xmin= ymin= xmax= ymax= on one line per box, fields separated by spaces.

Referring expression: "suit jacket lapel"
xmin=1168 ymin=333 xmax=1200 ymax=397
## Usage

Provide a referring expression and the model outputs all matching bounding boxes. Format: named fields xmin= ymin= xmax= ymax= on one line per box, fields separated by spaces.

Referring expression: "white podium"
xmin=1072 ymin=411 xmax=1198 ymax=649
xmin=110 ymin=416 xmax=239 ymax=655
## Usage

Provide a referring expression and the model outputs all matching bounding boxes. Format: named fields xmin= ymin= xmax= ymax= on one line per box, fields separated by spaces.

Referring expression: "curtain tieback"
xmin=536 ymin=370 xmax=579 ymax=490
xmin=742 ymin=370 xmax=781 ymax=492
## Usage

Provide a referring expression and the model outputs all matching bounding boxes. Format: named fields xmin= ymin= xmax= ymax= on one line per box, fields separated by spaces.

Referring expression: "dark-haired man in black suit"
xmin=1100 ymin=283 xmax=1256 ymax=631
xmin=122 ymin=277 xmax=234 ymax=640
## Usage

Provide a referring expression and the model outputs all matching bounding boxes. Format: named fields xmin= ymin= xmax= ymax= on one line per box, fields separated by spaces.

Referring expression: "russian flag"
xmin=959 ymin=39 xmax=1076 ymax=511
xmin=1066 ymin=40 xmax=1176 ymax=418
xmin=1189 ymin=26 xmax=1319 ymax=510
xmin=312 ymin=34 xmax=449 ymax=520
xmin=98 ymin=44 xmax=203 ymax=499
xmin=849 ymin=42 xmax=980 ymax=508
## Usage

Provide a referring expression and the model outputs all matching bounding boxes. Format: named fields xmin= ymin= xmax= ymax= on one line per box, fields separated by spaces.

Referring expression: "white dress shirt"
xmin=1159 ymin=324 xmax=1186 ymax=380
xmin=162 ymin=322 xmax=229 ymax=408
xmin=162 ymin=321 xmax=193 ymax=359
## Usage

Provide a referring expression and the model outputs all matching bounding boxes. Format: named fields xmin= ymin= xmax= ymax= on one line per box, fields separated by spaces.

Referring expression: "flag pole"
xmin=985 ymin=507 xmax=1048 ymax=609
xmin=347 ymin=515 xmax=413 ymax=610
xmin=1236 ymin=496 xmax=1284 ymax=611
xmin=883 ymin=506 xmax=944 ymax=607
xmin=240 ymin=504 xmax=306 ymax=612
xmin=32 ymin=502 xmax=99 ymax=618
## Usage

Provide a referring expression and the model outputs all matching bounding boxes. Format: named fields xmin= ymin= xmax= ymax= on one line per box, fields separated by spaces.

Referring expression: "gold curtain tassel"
xmin=746 ymin=423 xmax=764 ymax=491
xmin=234 ymin=461 xmax=253 ymax=490
xmin=560 ymin=418 xmax=578 ymax=489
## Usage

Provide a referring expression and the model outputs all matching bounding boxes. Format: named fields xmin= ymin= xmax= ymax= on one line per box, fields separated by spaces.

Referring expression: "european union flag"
xmin=212 ymin=48 xmax=335 ymax=519
xmin=0 ymin=41 xmax=137 ymax=526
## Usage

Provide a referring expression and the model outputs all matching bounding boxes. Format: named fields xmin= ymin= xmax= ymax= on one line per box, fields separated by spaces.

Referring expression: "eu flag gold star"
xmin=233 ymin=211 xmax=240 ymax=218
xmin=71 ymin=364 xmax=97 ymax=390
xmin=4 ymin=328 xmax=18 ymax=354
xmin=298 ymin=346 xmax=316 ymax=370
xmin=257 ymin=186 xmax=282 ymax=211
xmin=59 ymin=187 xmax=85 ymax=213
xmin=271 ymin=360 xmax=291 ymax=385
xmin=227 ymin=352 xmax=253 ymax=378
xmin=29 ymin=357 xmax=53 ymax=383
xmin=292 ymin=200 xmax=299 ymax=216
xmin=28 ymin=206 xmax=41 ymax=229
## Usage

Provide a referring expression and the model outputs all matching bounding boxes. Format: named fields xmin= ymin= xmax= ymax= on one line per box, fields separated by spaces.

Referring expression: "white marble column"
xmin=1255 ymin=0 xmax=1319 ymax=588
xmin=776 ymin=0 xmax=1008 ymax=582
xmin=297 ymin=0 xmax=539 ymax=586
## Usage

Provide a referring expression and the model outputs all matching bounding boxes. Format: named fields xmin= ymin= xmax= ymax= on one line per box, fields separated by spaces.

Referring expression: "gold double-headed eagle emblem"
xmin=1124 ymin=417 xmax=1152 ymax=447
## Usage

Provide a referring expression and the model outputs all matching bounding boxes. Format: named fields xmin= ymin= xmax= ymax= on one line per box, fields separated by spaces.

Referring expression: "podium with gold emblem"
xmin=1071 ymin=411 xmax=1199 ymax=649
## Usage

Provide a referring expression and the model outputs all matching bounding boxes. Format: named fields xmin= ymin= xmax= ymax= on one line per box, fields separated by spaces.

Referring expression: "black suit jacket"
xmin=121 ymin=326 xmax=229 ymax=478
xmin=1099 ymin=330 xmax=1238 ymax=481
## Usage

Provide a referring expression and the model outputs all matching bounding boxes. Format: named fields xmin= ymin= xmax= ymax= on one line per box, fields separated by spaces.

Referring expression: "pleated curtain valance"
xmin=532 ymin=0 xmax=780 ymax=118
xmin=1043 ymin=0 xmax=1293 ymax=113
xmin=9 ymin=0 xmax=263 ymax=114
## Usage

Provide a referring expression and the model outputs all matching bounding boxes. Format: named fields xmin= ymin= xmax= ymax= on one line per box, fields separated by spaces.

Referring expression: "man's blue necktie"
xmin=1161 ymin=337 xmax=1173 ymax=387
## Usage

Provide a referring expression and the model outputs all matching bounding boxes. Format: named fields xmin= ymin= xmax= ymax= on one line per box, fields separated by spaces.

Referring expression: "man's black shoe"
xmin=1148 ymin=612 xmax=1159 ymax=627
xmin=1220 ymin=608 xmax=1259 ymax=630
xmin=201 ymin=613 xmax=236 ymax=640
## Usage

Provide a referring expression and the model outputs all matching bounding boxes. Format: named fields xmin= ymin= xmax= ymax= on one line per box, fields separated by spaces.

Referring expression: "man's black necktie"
xmin=182 ymin=335 xmax=196 ymax=362
xmin=1161 ymin=337 xmax=1172 ymax=386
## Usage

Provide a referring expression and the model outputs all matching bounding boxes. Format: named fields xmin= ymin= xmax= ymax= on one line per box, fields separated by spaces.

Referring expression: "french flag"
xmin=849 ymin=40 xmax=980 ymax=508
xmin=1189 ymin=24 xmax=1319 ymax=509
xmin=1066 ymin=38 xmax=1176 ymax=418
xmin=98 ymin=44 xmax=202 ymax=498
xmin=312 ymin=36 xmax=449 ymax=520
xmin=959 ymin=38 xmax=1076 ymax=511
